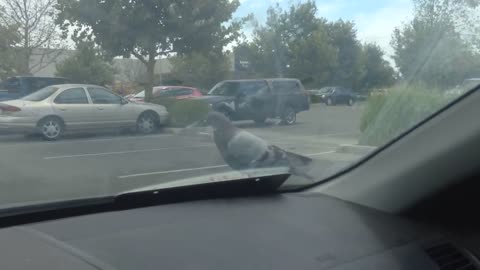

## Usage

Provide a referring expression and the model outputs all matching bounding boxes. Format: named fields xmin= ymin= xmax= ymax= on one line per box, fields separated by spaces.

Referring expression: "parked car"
xmin=0 ymin=76 xmax=69 ymax=101
xmin=314 ymin=86 xmax=356 ymax=106
xmin=0 ymin=84 xmax=169 ymax=140
xmin=196 ymin=78 xmax=310 ymax=125
xmin=128 ymin=86 xmax=203 ymax=103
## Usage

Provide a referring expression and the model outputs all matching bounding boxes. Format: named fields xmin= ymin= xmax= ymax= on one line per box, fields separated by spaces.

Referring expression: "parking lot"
xmin=0 ymin=103 xmax=366 ymax=206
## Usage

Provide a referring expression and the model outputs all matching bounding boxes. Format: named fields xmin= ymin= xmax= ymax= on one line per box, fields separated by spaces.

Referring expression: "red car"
xmin=128 ymin=86 xmax=203 ymax=103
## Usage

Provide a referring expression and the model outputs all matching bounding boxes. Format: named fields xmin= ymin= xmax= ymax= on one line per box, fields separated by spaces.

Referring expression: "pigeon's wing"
xmin=225 ymin=131 xmax=270 ymax=169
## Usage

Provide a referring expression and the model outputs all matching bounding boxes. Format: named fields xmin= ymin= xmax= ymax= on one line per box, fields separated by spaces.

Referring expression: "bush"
xmin=150 ymin=98 xmax=211 ymax=127
xmin=310 ymin=95 xmax=323 ymax=104
xmin=359 ymin=85 xmax=448 ymax=146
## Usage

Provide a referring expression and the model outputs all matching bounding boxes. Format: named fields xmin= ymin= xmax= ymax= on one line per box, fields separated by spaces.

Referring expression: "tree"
xmin=326 ymin=20 xmax=365 ymax=90
xmin=169 ymin=52 xmax=231 ymax=90
xmin=56 ymin=42 xmax=115 ymax=86
xmin=57 ymin=0 xmax=242 ymax=101
xmin=0 ymin=0 xmax=63 ymax=74
xmin=360 ymin=43 xmax=396 ymax=90
xmin=391 ymin=0 xmax=480 ymax=88
xmin=246 ymin=1 xmax=338 ymax=87
xmin=0 ymin=24 xmax=20 ymax=79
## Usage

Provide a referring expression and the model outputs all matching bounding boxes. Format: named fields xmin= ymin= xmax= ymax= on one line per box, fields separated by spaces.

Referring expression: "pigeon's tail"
xmin=284 ymin=151 xmax=315 ymax=181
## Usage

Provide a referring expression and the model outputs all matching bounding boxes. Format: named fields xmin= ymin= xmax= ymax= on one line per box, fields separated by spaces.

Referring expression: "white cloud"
xmin=354 ymin=0 xmax=413 ymax=61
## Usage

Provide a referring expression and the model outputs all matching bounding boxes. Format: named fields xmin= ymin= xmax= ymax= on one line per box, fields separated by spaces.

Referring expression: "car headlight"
xmin=321 ymin=95 xmax=326 ymax=98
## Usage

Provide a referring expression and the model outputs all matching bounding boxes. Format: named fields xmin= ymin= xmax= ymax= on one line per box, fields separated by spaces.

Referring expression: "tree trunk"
xmin=145 ymin=57 xmax=156 ymax=102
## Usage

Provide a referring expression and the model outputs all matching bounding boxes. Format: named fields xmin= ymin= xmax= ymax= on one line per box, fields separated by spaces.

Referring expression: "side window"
xmin=272 ymin=81 xmax=299 ymax=94
xmin=175 ymin=88 xmax=194 ymax=96
xmin=29 ymin=79 xmax=51 ymax=91
xmin=238 ymin=82 xmax=269 ymax=96
xmin=54 ymin=88 xmax=89 ymax=104
xmin=3 ymin=78 xmax=20 ymax=93
xmin=88 ymin=87 xmax=122 ymax=104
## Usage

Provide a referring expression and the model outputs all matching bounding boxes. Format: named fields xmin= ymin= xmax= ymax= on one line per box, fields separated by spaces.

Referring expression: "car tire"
xmin=348 ymin=98 xmax=354 ymax=106
xmin=137 ymin=112 xmax=158 ymax=135
xmin=326 ymin=98 xmax=333 ymax=106
xmin=281 ymin=106 xmax=296 ymax=125
xmin=38 ymin=116 xmax=64 ymax=141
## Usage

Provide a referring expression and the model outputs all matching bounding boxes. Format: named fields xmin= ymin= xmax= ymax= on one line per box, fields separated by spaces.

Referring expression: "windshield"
xmin=0 ymin=0 xmax=479 ymax=210
xmin=21 ymin=86 xmax=59 ymax=101
xmin=134 ymin=91 xmax=145 ymax=98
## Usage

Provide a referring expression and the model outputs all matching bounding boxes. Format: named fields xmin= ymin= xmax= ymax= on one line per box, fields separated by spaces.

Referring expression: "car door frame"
xmin=50 ymin=86 xmax=95 ymax=131
xmin=86 ymin=86 xmax=135 ymax=129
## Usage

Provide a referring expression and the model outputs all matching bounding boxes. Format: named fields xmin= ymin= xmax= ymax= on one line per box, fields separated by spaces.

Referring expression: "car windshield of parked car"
xmin=208 ymin=82 xmax=238 ymax=96
xmin=0 ymin=0 xmax=479 ymax=211
xmin=134 ymin=91 xmax=145 ymax=98
xmin=319 ymin=88 xmax=333 ymax=94
xmin=21 ymin=86 xmax=59 ymax=101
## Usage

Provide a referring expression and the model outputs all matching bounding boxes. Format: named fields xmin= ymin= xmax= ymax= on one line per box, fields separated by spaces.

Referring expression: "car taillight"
xmin=0 ymin=104 xmax=21 ymax=112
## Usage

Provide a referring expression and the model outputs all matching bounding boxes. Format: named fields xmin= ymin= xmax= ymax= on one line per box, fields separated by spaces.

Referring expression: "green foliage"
xmin=150 ymin=98 xmax=210 ymax=127
xmin=56 ymin=0 xmax=243 ymax=100
xmin=0 ymin=24 xmax=19 ymax=79
xmin=55 ymin=42 xmax=115 ymax=85
xmin=242 ymin=1 xmax=395 ymax=91
xmin=169 ymin=52 xmax=231 ymax=90
xmin=360 ymin=44 xmax=396 ymax=90
xmin=359 ymin=85 xmax=449 ymax=146
xmin=391 ymin=0 xmax=480 ymax=89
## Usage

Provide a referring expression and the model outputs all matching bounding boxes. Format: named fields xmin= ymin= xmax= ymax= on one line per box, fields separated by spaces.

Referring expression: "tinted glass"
xmin=54 ymin=88 xmax=89 ymax=104
xmin=88 ymin=88 xmax=122 ymax=104
xmin=272 ymin=81 xmax=300 ymax=94
xmin=3 ymin=78 xmax=20 ymax=92
xmin=208 ymin=82 xmax=238 ymax=96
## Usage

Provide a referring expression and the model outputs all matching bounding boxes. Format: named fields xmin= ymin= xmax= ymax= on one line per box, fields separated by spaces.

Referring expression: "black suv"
xmin=312 ymin=86 xmax=356 ymax=106
xmin=198 ymin=79 xmax=310 ymax=124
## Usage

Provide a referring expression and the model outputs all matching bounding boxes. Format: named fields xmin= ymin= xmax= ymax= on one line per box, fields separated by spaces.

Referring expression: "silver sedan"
xmin=0 ymin=84 xmax=169 ymax=140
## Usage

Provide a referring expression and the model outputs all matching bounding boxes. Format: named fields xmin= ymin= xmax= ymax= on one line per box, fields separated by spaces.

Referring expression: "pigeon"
xmin=206 ymin=111 xmax=314 ymax=180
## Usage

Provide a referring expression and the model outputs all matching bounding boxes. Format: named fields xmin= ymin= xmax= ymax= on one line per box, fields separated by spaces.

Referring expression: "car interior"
xmin=0 ymin=87 xmax=478 ymax=270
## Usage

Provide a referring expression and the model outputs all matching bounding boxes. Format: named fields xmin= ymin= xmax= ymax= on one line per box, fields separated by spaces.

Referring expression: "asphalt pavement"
xmin=0 ymin=103 xmax=365 ymax=206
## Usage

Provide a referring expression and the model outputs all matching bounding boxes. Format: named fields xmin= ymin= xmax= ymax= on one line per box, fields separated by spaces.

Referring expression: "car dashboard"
xmin=0 ymin=192 xmax=478 ymax=270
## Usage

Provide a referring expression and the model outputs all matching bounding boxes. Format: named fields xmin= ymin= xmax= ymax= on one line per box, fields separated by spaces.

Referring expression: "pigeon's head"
xmin=206 ymin=111 xmax=234 ymax=131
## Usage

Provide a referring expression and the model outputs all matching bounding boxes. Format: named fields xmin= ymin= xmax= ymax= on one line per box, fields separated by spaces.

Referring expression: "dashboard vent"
xmin=425 ymin=243 xmax=477 ymax=270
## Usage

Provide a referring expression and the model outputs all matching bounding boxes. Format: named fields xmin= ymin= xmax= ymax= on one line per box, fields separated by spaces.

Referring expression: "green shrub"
xmin=310 ymin=95 xmax=322 ymax=104
xmin=360 ymin=94 xmax=387 ymax=132
xmin=359 ymin=85 xmax=448 ymax=146
xmin=150 ymin=98 xmax=210 ymax=127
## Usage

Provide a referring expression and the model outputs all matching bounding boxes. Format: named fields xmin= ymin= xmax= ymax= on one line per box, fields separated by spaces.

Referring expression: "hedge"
xmin=359 ymin=85 xmax=450 ymax=146
xmin=150 ymin=98 xmax=211 ymax=127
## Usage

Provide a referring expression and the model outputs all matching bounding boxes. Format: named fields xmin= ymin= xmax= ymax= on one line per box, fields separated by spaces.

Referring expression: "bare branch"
xmin=131 ymin=50 xmax=148 ymax=66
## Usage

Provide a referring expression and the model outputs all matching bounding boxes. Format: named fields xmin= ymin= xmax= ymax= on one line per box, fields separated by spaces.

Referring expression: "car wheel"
xmin=348 ymin=98 xmax=354 ymax=106
xmin=281 ymin=106 xmax=296 ymax=125
xmin=137 ymin=112 xmax=158 ymax=135
xmin=326 ymin=98 xmax=333 ymax=106
xmin=38 ymin=117 xmax=63 ymax=141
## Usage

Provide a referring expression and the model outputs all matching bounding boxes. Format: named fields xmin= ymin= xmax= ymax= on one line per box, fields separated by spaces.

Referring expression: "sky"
xmin=234 ymin=0 xmax=414 ymax=60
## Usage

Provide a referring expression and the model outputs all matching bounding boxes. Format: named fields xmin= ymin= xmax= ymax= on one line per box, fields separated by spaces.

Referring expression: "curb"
xmin=336 ymin=144 xmax=377 ymax=155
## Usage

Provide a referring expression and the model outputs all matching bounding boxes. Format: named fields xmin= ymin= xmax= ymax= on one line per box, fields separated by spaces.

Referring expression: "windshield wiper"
xmin=0 ymin=170 xmax=290 ymax=227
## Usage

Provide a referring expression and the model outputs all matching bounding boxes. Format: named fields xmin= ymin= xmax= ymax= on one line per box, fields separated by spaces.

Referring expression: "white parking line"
xmin=43 ymin=144 xmax=215 ymax=160
xmin=118 ymin=150 xmax=337 ymax=179
xmin=0 ymin=133 xmax=175 ymax=149
xmin=305 ymin=151 xmax=336 ymax=156
xmin=118 ymin=165 xmax=228 ymax=179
